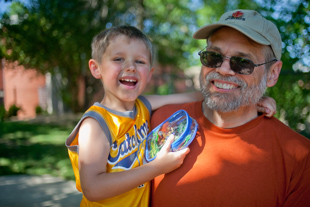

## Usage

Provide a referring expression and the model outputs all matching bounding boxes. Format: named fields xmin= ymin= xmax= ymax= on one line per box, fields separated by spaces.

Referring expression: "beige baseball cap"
xmin=193 ymin=9 xmax=282 ymax=60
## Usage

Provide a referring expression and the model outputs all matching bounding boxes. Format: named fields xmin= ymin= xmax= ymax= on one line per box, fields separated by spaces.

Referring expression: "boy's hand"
xmin=152 ymin=134 xmax=190 ymax=175
xmin=257 ymin=96 xmax=277 ymax=118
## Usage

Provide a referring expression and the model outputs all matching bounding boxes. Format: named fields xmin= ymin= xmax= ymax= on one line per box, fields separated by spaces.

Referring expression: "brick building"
xmin=0 ymin=58 xmax=198 ymax=120
xmin=1 ymin=59 xmax=48 ymax=119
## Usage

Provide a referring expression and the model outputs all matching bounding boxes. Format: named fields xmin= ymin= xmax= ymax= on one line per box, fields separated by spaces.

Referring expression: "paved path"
xmin=0 ymin=175 xmax=82 ymax=207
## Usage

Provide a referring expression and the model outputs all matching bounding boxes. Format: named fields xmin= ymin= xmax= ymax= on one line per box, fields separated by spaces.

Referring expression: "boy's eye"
xmin=114 ymin=57 xmax=123 ymax=61
xmin=136 ymin=60 xmax=145 ymax=64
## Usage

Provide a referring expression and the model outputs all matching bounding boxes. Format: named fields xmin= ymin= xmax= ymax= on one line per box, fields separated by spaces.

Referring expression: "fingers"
xmin=175 ymin=147 xmax=190 ymax=157
xmin=152 ymin=135 xmax=190 ymax=175
xmin=257 ymin=105 xmax=268 ymax=114
xmin=258 ymin=96 xmax=277 ymax=118
xmin=160 ymin=134 xmax=174 ymax=152
xmin=264 ymin=108 xmax=273 ymax=118
xmin=170 ymin=147 xmax=190 ymax=169
xmin=257 ymin=105 xmax=276 ymax=118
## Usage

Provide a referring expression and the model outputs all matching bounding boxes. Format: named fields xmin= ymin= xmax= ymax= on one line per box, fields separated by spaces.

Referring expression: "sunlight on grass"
xmin=0 ymin=158 xmax=10 ymax=166
xmin=30 ymin=130 xmax=70 ymax=145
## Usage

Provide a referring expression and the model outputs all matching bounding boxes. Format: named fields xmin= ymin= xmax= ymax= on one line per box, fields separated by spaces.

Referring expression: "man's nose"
xmin=215 ymin=57 xmax=236 ymax=76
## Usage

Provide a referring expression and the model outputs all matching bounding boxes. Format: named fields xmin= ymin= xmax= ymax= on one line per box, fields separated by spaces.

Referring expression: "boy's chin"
xmin=120 ymin=94 xmax=140 ymax=103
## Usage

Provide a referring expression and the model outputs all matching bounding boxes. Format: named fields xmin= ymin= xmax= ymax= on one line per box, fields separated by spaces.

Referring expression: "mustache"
xmin=205 ymin=72 xmax=247 ymax=88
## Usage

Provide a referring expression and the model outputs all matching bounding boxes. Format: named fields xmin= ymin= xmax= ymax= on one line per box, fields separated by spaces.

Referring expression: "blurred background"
xmin=0 ymin=0 xmax=309 ymax=197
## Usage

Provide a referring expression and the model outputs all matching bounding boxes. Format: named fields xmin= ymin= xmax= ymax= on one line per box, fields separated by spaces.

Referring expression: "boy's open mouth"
xmin=119 ymin=78 xmax=137 ymax=86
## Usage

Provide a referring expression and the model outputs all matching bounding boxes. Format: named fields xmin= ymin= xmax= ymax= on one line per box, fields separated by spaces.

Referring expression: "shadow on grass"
xmin=0 ymin=120 xmax=77 ymax=180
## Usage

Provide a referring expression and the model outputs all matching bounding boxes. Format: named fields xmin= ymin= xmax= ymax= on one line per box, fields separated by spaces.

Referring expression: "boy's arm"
xmin=145 ymin=91 xmax=203 ymax=111
xmin=78 ymin=118 xmax=189 ymax=202
xmin=257 ymin=96 xmax=277 ymax=118
xmin=145 ymin=92 xmax=275 ymax=117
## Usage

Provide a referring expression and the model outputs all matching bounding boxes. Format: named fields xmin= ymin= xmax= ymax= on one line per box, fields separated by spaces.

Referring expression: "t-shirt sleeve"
xmin=281 ymin=151 xmax=310 ymax=207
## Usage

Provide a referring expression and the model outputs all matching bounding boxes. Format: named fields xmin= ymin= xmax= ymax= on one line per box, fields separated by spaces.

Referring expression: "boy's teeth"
xmin=121 ymin=79 xmax=136 ymax=82
xmin=214 ymin=82 xmax=237 ymax=89
xmin=120 ymin=78 xmax=137 ymax=86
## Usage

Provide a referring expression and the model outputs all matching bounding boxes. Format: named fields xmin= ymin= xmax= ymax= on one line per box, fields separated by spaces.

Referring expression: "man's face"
xmin=199 ymin=27 xmax=268 ymax=112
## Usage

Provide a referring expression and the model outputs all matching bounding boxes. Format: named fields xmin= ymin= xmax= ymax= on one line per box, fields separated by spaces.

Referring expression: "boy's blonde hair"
xmin=91 ymin=25 xmax=155 ymax=66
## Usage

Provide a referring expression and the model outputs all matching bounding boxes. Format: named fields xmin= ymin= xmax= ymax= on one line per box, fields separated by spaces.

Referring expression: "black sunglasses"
xmin=198 ymin=50 xmax=277 ymax=75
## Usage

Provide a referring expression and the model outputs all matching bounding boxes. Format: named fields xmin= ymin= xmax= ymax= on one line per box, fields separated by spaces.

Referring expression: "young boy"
xmin=65 ymin=25 xmax=276 ymax=206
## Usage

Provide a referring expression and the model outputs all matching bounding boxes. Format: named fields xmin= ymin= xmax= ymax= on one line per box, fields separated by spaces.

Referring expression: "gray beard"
xmin=199 ymin=71 xmax=267 ymax=112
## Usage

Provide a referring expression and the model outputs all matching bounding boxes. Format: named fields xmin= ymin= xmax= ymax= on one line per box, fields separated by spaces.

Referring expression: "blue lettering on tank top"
xmin=108 ymin=121 xmax=149 ymax=170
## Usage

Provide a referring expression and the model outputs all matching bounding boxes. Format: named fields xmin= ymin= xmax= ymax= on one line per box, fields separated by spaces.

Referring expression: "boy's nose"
xmin=215 ymin=57 xmax=236 ymax=76
xmin=124 ymin=60 xmax=136 ymax=72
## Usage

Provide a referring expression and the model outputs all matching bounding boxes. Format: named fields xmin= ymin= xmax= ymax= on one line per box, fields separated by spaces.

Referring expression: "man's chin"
xmin=204 ymin=96 xmax=242 ymax=112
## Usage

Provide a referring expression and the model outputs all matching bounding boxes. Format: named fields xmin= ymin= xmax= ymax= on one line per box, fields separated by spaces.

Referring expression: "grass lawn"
xmin=0 ymin=116 xmax=80 ymax=180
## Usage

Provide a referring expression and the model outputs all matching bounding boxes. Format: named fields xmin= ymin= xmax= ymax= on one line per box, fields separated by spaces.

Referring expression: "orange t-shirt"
xmin=151 ymin=101 xmax=310 ymax=207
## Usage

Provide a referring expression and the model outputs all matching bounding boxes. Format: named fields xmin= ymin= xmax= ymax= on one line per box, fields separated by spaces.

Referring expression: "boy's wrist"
xmin=146 ymin=159 xmax=163 ymax=176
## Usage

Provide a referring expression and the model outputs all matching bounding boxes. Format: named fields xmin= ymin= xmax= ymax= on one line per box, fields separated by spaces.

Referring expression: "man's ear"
xmin=267 ymin=60 xmax=282 ymax=87
xmin=89 ymin=59 xmax=101 ymax=79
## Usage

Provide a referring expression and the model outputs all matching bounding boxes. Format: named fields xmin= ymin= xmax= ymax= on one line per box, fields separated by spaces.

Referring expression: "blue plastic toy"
xmin=145 ymin=110 xmax=198 ymax=162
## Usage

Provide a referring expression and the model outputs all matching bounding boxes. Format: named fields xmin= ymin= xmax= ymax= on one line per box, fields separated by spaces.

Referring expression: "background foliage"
xmin=0 ymin=0 xmax=309 ymax=137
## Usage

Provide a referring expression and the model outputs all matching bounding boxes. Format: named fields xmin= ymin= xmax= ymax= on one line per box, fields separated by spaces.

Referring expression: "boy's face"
xmin=90 ymin=34 xmax=154 ymax=106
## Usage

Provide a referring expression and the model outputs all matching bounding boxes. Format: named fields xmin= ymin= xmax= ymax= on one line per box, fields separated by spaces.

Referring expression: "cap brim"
xmin=193 ymin=23 xmax=270 ymax=46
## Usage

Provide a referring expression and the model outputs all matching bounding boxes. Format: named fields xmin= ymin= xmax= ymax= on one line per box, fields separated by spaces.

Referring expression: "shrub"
xmin=0 ymin=105 xmax=6 ymax=121
xmin=7 ymin=104 xmax=21 ymax=117
xmin=35 ymin=105 xmax=43 ymax=115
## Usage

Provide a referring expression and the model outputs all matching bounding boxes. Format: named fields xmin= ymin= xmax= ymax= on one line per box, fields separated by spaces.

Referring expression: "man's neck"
xmin=202 ymin=101 xmax=258 ymax=128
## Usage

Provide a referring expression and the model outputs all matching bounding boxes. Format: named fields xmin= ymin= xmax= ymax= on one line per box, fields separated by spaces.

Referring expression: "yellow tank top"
xmin=65 ymin=96 xmax=151 ymax=206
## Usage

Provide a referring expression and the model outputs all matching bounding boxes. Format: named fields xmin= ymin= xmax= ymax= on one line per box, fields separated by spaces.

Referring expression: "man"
xmin=150 ymin=9 xmax=310 ymax=207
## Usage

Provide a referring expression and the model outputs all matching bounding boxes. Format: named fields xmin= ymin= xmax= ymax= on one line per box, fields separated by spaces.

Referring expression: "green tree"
xmin=0 ymin=0 xmax=200 ymax=111
xmin=1 ymin=0 xmax=309 ymax=136
xmin=0 ymin=0 xmax=153 ymax=112
xmin=1 ymin=0 xmax=100 ymax=112
xmin=262 ymin=0 xmax=310 ymax=136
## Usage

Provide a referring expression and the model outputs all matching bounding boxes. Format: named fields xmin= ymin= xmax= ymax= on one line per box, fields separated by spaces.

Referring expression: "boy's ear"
xmin=267 ymin=60 xmax=282 ymax=87
xmin=89 ymin=59 xmax=101 ymax=79
xmin=147 ymin=67 xmax=155 ymax=82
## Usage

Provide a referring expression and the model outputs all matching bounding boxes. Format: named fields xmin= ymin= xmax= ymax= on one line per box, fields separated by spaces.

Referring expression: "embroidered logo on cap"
xmin=232 ymin=11 xmax=243 ymax=18
xmin=225 ymin=11 xmax=245 ymax=21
